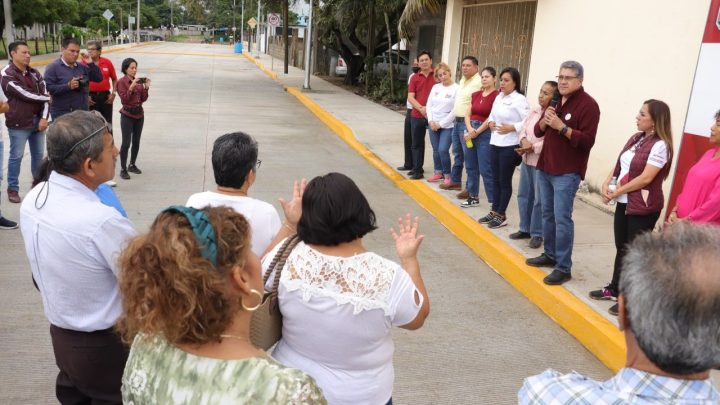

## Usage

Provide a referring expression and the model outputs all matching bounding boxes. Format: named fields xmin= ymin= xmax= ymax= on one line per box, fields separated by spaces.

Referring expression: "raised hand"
xmin=279 ymin=178 xmax=307 ymax=228
xmin=391 ymin=214 xmax=424 ymax=260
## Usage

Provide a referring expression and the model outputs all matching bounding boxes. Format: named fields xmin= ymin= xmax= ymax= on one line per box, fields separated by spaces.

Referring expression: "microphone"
xmin=550 ymin=91 xmax=560 ymax=108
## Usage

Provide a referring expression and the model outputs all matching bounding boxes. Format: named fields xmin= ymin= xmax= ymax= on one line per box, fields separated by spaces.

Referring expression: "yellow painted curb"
xmin=242 ymin=53 xmax=278 ymax=81
xmin=246 ymin=57 xmax=626 ymax=372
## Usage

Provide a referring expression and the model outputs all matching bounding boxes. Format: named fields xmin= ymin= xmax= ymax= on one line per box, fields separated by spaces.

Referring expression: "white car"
xmin=335 ymin=57 xmax=347 ymax=76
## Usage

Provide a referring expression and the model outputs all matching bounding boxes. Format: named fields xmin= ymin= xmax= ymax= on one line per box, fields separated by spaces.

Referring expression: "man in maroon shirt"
xmin=406 ymin=51 xmax=437 ymax=179
xmin=526 ymin=61 xmax=600 ymax=285
xmin=86 ymin=41 xmax=118 ymax=124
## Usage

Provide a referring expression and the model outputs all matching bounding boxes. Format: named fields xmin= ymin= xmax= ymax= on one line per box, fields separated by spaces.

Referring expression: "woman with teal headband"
xmin=117 ymin=205 xmax=326 ymax=404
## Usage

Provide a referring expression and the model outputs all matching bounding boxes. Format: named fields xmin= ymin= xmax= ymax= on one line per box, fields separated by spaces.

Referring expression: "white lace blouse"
xmin=263 ymin=240 xmax=423 ymax=405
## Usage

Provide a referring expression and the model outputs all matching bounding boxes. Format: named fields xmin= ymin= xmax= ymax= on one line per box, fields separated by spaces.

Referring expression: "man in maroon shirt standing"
xmin=526 ymin=61 xmax=600 ymax=285
xmin=86 ymin=41 xmax=118 ymax=124
xmin=406 ymin=51 xmax=437 ymax=180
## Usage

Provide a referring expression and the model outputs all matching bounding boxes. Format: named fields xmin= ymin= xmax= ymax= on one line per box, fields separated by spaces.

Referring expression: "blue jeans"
xmin=537 ymin=170 xmax=581 ymax=274
xmin=462 ymin=120 xmax=493 ymax=201
xmin=429 ymin=127 xmax=452 ymax=175
xmin=490 ymin=144 xmax=521 ymax=215
xmin=451 ymin=120 xmax=466 ymax=183
xmin=7 ymin=118 xmax=45 ymax=192
xmin=517 ymin=163 xmax=542 ymax=237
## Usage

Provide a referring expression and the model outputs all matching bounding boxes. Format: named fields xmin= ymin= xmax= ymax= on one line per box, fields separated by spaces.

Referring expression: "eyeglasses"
xmin=87 ymin=48 xmax=100 ymax=51
xmin=61 ymin=111 xmax=112 ymax=160
xmin=556 ymin=75 xmax=579 ymax=82
xmin=255 ymin=159 xmax=262 ymax=169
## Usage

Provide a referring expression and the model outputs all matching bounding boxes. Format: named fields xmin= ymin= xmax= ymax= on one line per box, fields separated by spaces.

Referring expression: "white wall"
xmin=525 ymin=0 xmax=710 ymax=190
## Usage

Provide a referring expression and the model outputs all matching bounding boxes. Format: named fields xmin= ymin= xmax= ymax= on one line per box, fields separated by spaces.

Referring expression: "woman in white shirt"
xmin=425 ymin=63 xmax=459 ymax=184
xmin=480 ymin=67 xmax=529 ymax=229
xmin=264 ymin=172 xmax=430 ymax=405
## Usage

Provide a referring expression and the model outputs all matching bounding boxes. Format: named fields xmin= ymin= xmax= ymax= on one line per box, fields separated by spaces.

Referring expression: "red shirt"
xmin=469 ymin=89 xmax=499 ymax=121
xmin=408 ymin=69 xmax=437 ymax=119
xmin=88 ymin=57 xmax=117 ymax=93
xmin=535 ymin=87 xmax=600 ymax=180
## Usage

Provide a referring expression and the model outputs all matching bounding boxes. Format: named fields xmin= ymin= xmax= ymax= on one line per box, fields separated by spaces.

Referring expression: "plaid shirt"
xmin=519 ymin=368 xmax=719 ymax=404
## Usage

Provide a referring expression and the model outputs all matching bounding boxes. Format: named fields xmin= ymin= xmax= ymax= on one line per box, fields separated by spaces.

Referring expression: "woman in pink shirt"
xmin=510 ymin=81 xmax=557 ymax=249
xmin=667 ymin=109 xmax=720 ymax=226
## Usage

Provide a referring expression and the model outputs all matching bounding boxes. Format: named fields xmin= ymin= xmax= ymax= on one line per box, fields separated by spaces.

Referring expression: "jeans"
xmin=410 ymin=117 xmax=427 ymax=173
xmin=490 ymin=144 xmax=521 ymax=215
xmin=401 ymin=109 xmax=412 ymax=168
xmin=451 ymin=120 xmax=466 ymax=183
xmin=537 ymin=170 xmax=581 ymax=274
xmin=428 ymin=127 xmax=452 ymax=175
xmin=517 ymin=163 xmax=543 ymax=237
xmin=462 ymin=120 xmax=493 ymax=201
xmin=120 ymin=115 xmax=144 ymax=170
xmin=609 ymin=203 xmax=660 ymax=292
xmin=7 ymin=117 xmax=45 ymax=192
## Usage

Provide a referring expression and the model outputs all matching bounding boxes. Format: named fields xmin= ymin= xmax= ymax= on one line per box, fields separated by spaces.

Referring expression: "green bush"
xmin=61 ymin=25 xmax=84 ymax=41
xmin=367 ymin=70 xmax=407 ymax=104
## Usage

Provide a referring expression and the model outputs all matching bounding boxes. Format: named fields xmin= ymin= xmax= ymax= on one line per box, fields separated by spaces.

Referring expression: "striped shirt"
xmin=519 ymin=368 xmax=719 ymax=404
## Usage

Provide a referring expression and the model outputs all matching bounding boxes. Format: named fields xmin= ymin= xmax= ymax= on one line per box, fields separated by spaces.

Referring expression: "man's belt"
xmin=90 ymin=91 xmax=110 ymax=95
xmin=455 ymin=117 xmax=465 ymax=122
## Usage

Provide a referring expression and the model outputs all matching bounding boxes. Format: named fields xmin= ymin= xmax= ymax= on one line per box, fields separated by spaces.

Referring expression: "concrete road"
xmin=0 ymin=42 xmax=610 ymax=404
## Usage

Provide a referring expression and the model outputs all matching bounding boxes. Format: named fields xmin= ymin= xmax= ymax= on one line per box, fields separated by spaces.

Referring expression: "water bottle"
xmin=608 ymin=177 xmax=618 ymax=206
xmin=465 ymin=131 xmax=474 ymax=148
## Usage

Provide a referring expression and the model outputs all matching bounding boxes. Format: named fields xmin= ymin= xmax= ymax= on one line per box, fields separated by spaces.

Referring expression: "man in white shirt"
xmin=186 ymin=132 xmax=281 ymax=257
xmin=20 ymin=110 xmax=136 ymax=404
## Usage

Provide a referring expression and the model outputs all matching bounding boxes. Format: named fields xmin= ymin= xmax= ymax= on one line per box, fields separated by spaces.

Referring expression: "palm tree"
xmin=398 ymin=0 xmax=441 ymax=40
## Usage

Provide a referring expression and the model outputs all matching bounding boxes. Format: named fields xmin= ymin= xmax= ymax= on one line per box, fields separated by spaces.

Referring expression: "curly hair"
xmin=116 ymin=206 xmax=251 ymax=345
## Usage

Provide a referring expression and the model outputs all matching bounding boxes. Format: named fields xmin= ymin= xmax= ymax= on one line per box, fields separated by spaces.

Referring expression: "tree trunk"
xmin=384 ymin=11 xmax=394 ymax=98
xmin=43 ymin=25 xmax=49 ymax=55
xmin=364 ymin=0 xmax=375 ymax=94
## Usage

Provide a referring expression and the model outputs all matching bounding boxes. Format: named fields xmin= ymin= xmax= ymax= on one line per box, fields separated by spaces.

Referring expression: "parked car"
xmin=335 ymin=57 xmax=347 ymax=76
xmin=372 ymin=50 xmax=410 ymax=80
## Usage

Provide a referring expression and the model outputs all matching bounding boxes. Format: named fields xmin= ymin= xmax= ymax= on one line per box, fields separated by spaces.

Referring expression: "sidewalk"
xmin=245 ymin=50 xmax=632 ymax=370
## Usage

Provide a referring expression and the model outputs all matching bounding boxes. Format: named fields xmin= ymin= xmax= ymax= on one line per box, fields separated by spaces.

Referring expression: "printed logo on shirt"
xmin=565 ymin=113 xmax=572 ymax=121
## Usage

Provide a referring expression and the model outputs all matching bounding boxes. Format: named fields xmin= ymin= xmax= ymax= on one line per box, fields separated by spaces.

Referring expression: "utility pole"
xmin=302 ymin=0 xmax=313 ymax=89
xmin=3 ymin=0 xmax=14 ymax=49
xmin=283 ymin=0 xmax=288 ymax=74
xmin=137 ymin=0 xmax=141 ymax=43
xmin=170 ymin=0 xmax=173 ymax=26
xmin=232 ymin=0 xmax=236 ymax=40
xmin=241 ymin=0 xmax=244 ymax=46
xmin=254 ymin=0 xmax=260 ymax=56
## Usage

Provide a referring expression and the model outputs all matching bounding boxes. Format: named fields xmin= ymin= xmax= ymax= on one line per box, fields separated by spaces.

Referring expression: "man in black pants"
xmin=86 ymin=40 xmax=118 ymax=124
xmin=406 ymin=51 xmax=437 ymax=180
xmin=397 ymin=58 xmax=419 ymax=172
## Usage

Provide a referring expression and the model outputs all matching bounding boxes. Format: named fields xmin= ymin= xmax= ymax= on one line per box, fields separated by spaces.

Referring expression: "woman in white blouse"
xmin=264 ymin=173 xmax=430 ymax=405
xmin=425 ymin=63 xmax=459 ymax=184
xmin=479 ymin=67 xmax=530 ymax=229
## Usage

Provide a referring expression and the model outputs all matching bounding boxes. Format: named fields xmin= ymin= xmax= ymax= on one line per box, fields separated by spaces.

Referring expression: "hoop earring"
xmin=241 ymin=289 xmax=263 ymax=312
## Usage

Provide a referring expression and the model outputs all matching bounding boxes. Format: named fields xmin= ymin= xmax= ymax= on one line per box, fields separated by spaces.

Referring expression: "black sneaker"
xmin=478 ymin=212 xmax=496 ymax=224
xmin=409 ymin=172 xmax=424 ymax=180
xmin=509 ymin=231 xmax=531 ymax=240
xmin=396 ymin=165 xmax=412 ymax=171
xmin=0 ymin=216 xmax=19 ymax=230
xmin=487 ymin=215 xmax=507 ymax=229
xmin=525 ymin=253 xmax=556 ymax=268
xmin=543 ymin=269 xmax=572 ymax=285
xmin=528 ymin=236 xmax=543 ymax=249
xmin=589 ymin=285 xmax=617 ymax=301
xmin=608 ymin=303 xmax=619 ymax=316
xmin=128 ymin=164 xmax=142 ymax=174
xmin=120 ymin=170 xmax=131 ymax=180
xmin=460 ymin=197 xmax=479 ymax=208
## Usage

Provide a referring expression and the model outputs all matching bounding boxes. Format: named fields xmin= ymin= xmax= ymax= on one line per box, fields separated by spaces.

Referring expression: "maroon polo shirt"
xmin=88 ymin=57 xmax=117 ymax=93
xmin=408 ymin=69 xmax=437 ymax=119
xmin=535 ymin=87 xmax=600 ymax=179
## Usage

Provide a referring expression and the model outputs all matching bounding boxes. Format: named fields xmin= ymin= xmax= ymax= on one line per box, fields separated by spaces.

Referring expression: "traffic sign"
xmin=129 ymin=16 xmax=136 ymax=24
xmin=103 ymin=9 xmax=114 ymax=21
xmin=247 ymin=17 xmax=257 ymax=29
xmin=268 ymin=13 xmax=280 ymax=27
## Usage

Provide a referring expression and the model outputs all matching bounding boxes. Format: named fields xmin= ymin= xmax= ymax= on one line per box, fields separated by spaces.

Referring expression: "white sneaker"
xmin=106 ymin=180 xmax=117 ymax=187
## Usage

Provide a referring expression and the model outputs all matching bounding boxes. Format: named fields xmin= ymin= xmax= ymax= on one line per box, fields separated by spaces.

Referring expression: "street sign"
xmin=103 ymin=9 xmax=114 ymax=21
xmin=232 ymin=26 xmax=237 ymax=32
xmin=247 ymin=17 xmax=257 ymax=29
xmin=129 ymin=16 xmax=136 ymax=24
xmin=268 ymin=13 xmax=280 ymax=27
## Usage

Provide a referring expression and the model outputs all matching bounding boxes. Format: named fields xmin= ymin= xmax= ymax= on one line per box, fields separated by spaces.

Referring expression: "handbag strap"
xmin=263 ymin=234 xmax=301 ymax=310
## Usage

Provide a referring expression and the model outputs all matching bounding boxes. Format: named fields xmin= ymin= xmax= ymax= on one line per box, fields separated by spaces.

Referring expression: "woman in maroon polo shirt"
xmin=117 ymin=58 xmax=150 ymax=180
xmin=590 ymin=99 xmax=673 ymax=316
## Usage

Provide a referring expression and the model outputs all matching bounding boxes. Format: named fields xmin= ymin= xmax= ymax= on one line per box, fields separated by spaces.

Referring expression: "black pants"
xmin=50 ymin=325 xmax=128 ymax=404
xmin=490 ymin=144 xmax=521 ymax=215
xmin=410 ymin=117 xmax=427 ymax=173
xmin=89 ymin=91 xmax=113 ymax=124
xmin=609 ymin=203 xmax=660 ymax=292
xmin=120 ymin=114 xmax=144 ymax=170
xmin=402 ymin=109 xmax=412 ymax=168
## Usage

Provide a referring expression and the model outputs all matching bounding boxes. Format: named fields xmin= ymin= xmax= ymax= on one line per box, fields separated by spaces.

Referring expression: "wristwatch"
xmin=559 ymin=125 xmax=569 ymax=136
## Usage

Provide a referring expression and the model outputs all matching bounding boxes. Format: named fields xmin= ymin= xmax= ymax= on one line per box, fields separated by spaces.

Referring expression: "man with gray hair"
xmin=519 ymin=222 xmax=720 ymax=403
xmin=526 ymin=60 xmax=600 ymax=285
xmin=20 ymin=110 xmax=136 ymax=403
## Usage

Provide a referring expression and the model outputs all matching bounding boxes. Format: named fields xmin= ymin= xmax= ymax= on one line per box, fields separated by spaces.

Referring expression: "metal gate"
xmin=458 ymin=0 xmax=537 ymax=93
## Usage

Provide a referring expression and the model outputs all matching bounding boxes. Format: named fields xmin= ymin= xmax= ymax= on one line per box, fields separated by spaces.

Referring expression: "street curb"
xmin=242 ymin=53 xmax=278 ymax=81
xmin=245 ymin=57 xmax=626 ymax=372
xmin=25 ymin=42 xmax=156 ymax=68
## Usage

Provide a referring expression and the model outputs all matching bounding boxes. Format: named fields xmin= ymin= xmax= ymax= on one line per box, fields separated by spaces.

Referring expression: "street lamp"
xmin=136 ymin=0 xmax=141 ymax=43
